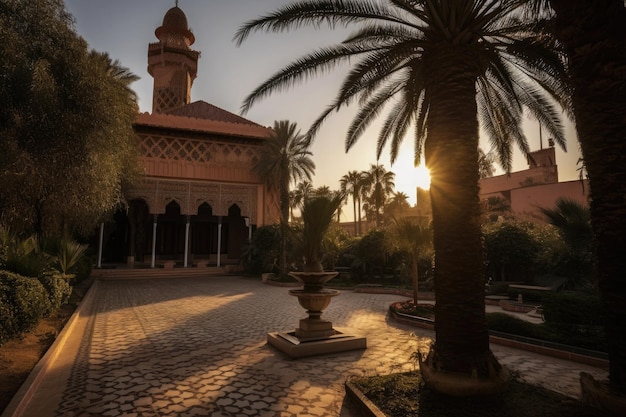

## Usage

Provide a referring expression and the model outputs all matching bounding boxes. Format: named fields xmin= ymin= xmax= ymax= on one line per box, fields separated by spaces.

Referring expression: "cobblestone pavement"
xmin=14 ymin=276 xmax=607 ymax=417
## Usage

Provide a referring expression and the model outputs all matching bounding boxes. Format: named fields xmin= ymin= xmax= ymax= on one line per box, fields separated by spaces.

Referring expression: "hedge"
xmin=0 ymin=271 xmax=54 ymax=345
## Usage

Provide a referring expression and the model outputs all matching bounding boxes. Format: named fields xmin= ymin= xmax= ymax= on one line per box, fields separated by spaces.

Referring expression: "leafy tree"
xmin=340 ymin=170 xmax=366 ymax=235
xmin=528 ymin=0 xmax=626 ymax=393
xmin=362 ymin=164 xmax=395 ymax=228
xmin=252 ymin=120 xmax=315 ymax=275
xmin=236 ymin=0 xmax=567 ymax=394
xmin=385 ymin=217 xmax=433 ymax=304
xmin=483 ymin=222 xmax=538 ymax=283
xmin=0 ymin=0 xmax=140 ymax=237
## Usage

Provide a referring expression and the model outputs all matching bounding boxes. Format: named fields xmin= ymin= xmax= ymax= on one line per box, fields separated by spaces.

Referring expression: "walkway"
xmin=4 ymin=276 xmax=608 ymax=417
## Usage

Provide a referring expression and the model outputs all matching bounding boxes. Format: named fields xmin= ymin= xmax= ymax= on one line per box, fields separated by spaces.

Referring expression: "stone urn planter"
xmin=289 ymin=271 xmax=339 ymax=340
xmin=266 ymin=195 xmax=366 ymax=357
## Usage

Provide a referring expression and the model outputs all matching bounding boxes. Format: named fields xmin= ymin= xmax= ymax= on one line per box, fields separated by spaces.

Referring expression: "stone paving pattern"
xmin=20 ymin=276 xmax=608 ymax=417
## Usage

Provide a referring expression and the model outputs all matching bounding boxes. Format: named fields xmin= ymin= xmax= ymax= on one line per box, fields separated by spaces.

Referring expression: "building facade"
xmin=99 ymin=5 xmax=279 ymax=268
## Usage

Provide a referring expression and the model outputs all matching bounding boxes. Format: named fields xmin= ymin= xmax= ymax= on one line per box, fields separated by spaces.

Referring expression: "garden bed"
xmin=346 ymin=372 xmax=604 ymax=417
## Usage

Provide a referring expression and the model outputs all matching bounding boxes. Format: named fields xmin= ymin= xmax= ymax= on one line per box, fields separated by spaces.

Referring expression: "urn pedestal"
xmin=267 ymin=272 xmax=367 ymax=358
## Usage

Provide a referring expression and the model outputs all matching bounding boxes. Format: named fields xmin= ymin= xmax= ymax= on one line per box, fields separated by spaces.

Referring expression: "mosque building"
xmin=98 ymin=5 xmax=279 ymax=269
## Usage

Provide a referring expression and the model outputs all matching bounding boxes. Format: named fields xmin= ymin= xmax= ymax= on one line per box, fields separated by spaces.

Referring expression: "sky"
xmin=63 ymin=0 xmax=583 ymax=216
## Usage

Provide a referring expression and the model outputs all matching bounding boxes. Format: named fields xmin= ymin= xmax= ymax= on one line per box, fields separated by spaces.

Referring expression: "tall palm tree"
xmin=385 ymin=216 xmax=432 ymax=304
xmin=236 ymin=1 xmax=567 ymax=395
xmin=527 ymin=0 xmax=626 ymax=396
xmin=253 ymin=120 xmax=315 ymax=275
xmin=362 ymin=164 xmax=395 ymax=228
xmin=340 ymin=170 xmax=365 ymax=235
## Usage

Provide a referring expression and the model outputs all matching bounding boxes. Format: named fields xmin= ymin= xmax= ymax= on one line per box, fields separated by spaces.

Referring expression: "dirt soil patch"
xmin=0 ymin=278 xmax=92 ymax=414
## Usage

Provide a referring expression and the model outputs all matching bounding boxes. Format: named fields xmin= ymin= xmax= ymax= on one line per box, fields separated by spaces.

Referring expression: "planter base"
xmin=267 ymin=328 xmax=366 ymax=358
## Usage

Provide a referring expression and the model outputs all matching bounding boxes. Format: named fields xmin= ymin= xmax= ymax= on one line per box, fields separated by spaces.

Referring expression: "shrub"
xmin=541 ymin=291 xmax=605 ymax=326
xmin=38 ymin=274 xmax=72 ymax=313
xmin=0 ymin=271 xmax=50 ymax=343
xmin=486 ymin=312 xmax=546 ymax=339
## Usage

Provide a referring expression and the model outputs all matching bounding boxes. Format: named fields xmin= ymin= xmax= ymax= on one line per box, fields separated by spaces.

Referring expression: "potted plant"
xmin=292 ymin=193 xmax=344 ymax=289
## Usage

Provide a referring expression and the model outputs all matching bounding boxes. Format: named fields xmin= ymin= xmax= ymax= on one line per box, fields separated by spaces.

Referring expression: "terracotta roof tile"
xmin=134 ymin=101 xmax=271 ymax=139
xmin=166 ymin=100 xmax=263 ymax=126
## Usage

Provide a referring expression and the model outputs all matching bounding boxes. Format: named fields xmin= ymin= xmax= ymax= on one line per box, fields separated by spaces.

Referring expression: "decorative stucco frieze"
xmin=127 ymin=178 xmax=259 ymax=221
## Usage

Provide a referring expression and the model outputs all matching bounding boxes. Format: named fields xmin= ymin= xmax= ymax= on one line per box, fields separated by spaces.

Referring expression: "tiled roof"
xmin=134 ymin=101 xmax=271 ymax=140
xmin=166 ymin=101 xmax=263 ymax=127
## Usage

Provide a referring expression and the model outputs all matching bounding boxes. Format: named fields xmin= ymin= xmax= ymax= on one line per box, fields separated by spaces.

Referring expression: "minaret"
xmin=147 ymin=4 xmax=199 ymax=114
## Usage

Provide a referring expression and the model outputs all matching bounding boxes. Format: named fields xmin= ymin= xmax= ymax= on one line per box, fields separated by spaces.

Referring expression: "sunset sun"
xmin=415 ymin=165 xmax=431 ymax=190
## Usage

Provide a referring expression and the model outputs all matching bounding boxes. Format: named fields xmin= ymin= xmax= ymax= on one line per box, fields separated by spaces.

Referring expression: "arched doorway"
xmin=156 ymin=200 xmax=185 ymax=259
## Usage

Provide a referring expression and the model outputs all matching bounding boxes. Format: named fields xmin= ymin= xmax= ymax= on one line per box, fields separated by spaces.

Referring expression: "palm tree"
xmin=527 ymin=0 xmax=626 ymax=396
xmin=385 ymin=217 xmax=432 ymax=304
xmin=385 ymin=191 xmax=411 ymax=222
xmin=340 ymin=170 xmax=365 ymax=235
xmin=253 ymin=120 xmax=315 ymax=275
xmin=362 ymin=164 xmax=395 ymax=228
xmin=236 ymin=1 xmax=567 ymax=395
xmin=539 ymin=198 xmax=591 ymax=254
xmin=292 ymin=180 xmax=314 ymax=216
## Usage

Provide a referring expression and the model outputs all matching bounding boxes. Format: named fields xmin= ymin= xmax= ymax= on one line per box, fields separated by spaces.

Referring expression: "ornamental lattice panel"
xmin=140 ymin=134 xmax=260 ymax=165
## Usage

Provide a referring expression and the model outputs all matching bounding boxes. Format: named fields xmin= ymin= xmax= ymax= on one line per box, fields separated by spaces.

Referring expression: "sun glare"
xmin=415 ymin=166 xmax=431 ymax=190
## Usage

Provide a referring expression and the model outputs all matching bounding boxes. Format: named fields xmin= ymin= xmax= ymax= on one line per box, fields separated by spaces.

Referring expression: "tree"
xmin=0 ymin=0 xmax=140 ymax=237
xmin=236 ymin=1 xmax=567 ymax=395
xmin=340 ymin=170 xmax=365 ymax=235
xmin=298 ymin=194 xmax=344 ymax=272
xmin=252 ymin=120 xmax=315 ymax=275
xmin=290 ymin=180 xmax=313 ymax=221
xmin=385 ymin=191 xmax=411 ymax=222
xmin=530 ymin=0 xmax=626 ymax=395
xmin=385 ymin=217 xmax=432 ymax=304
xmin=362 ymin=164 xmax=395 ymax=228
xmin=478 ymin=147 xmax=496 ymax=179
xmin=539 ymin=198 xmax=593 ymax=287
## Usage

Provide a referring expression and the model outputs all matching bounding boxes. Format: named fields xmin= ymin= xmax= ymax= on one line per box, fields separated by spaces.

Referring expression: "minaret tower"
xmin=148 ymin=4 xmax=199 ymax=114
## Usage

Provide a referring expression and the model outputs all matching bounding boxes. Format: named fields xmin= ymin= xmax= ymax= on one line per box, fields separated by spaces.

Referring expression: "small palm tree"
xmin=299 ymin=194 xmax=345 ymax=272
xmin=539 ymin=198 xmax=591 ymax=258
xmin=385 ymin=217 xmax=433 ymax=304
xmin=253 ymin=120 xmax=315 ymax=275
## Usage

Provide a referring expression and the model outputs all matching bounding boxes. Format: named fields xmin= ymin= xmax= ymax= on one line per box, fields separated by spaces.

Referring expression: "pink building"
xmin=100 ymin=5 xmax=279 ymax=268
xmin=479 ymin=147 xmax=588 ymax=222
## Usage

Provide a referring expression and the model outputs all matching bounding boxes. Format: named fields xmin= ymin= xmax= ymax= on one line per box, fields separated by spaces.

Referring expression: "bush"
xmin=486 ymin=313 xmax=546 ymax=339
xmin=0 ymin=271 xmax=51 ymax=344
xmin=38 ymin=274 xmax=72 ymax=314
xmin=542 ymin=291 xmax=605 ymax=326
xmin=507 ymin=286 xmax=551 ymax=303
xmin=70 ymin=255 xmax=92 ymax=283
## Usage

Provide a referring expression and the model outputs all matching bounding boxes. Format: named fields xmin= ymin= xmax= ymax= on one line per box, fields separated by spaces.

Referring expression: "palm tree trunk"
xmin=420 ymin=53 xmax=506 ymax=395
xmin=550 ymin=0 xmax=626 ymax=394
xmin=352 ymin=196 xmax=357 ymax=236
xmin=412 ymin=256 xmax=419 ymax=305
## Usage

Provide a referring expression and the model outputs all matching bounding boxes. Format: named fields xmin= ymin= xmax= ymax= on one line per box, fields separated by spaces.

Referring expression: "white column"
xmin=151 ymin=215 xmax=158 ymax=268
xmin=97 ymin=222 xmax=104 ymax=268
xmin=217 ymin=216 xmax=222 ymax=267
xmin=184 ymin=215 xmax=190 ymax=268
